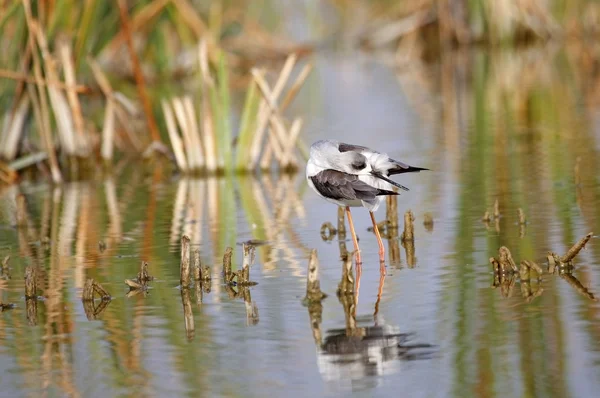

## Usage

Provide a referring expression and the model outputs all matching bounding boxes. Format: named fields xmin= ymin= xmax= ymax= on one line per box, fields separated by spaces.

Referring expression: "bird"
xmin=306 ymin=140 xmax=427 ymax=272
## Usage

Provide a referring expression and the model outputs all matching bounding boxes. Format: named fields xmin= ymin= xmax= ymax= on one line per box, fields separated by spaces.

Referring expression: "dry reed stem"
xmin=222 ymin=246 xmax=233 ymax=282
xmin=101 ymin=99 xmax=116 ymax=161
xmin=493 ymin=199 xmax=500 ymax=218
xmin=104 ymin=0 xmax=171 ymax=54
xmin=248 ymin=54 xmax=296 ymax=170
xmin=31 ymin=22 xmax=78 ymax=156
xmin=161 ymin=100 xmax=188 ymax=171
xmin=0 ymin=68 xmax=88 ymax=93
xmin=117 ymin=0 xmax=161 ymax=144
xmin=280 ymin=117 xmax=303 ymax=168
xmin=280 ymin=63 xmax=313 ymax=112
xmin=23 ymin=1 xmax=62 ymax=183
xmin=1 ymin=255 xmax=9 ymax=270
xmin=59 ymin=41 xmax=88 ymax=155
xmin=252 ymin=69 xmax=298 ymax=169
xmin=561 ymin=232 xmax=593 ymax=263
xmin=172 ymin=97 xmax=198 ymax=169
xmin=1 ymin=95 xmax=30 ymax=160
xmin=193 ymin=249 xmax=201 ymax=280
xmin=198 ymin=41 xmax=218 ymax=172
xmin=401 ymin=210 xmax=415 ymax=242
xmin=180 ymin=235 xmax=191 ymax=288
xmin=171 ymin=0 xmax=208 ymax=38
xmin=183 ymin=96 xmax=205 ymax=169
xmin=87 ymin=57 xmax=114 ymax=96
xmin=304 ymin=249 xmax=327 ymax=302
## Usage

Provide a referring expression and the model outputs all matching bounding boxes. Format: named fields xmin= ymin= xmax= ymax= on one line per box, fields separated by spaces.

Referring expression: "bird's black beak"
xmin=371 ymin=171 xmax=409 ymax=191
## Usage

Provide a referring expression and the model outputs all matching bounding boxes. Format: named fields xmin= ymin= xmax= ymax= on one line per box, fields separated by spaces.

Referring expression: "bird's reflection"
xmin=307 ymin=258 xmax=436 ymax=387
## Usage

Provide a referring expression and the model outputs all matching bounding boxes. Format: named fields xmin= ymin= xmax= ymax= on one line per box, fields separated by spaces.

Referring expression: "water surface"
xmin=2 ymin=47 xmax=600 ymax=398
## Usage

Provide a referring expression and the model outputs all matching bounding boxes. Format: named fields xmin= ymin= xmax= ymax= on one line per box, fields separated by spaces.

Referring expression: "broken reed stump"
xmin=180 ymin=235 xmax=192 ymax=288
xmin=0 ymin=302 xmax=15 ymax=311
xmin=498 ymin=246 xmax=518 ymax=272
xmin=337 ymin=206 xmax=346 ymax=239
xmin=24 ymin=266 xmax=37 ymax=298
xmin=98 ymin=240 xmax=107 ymax=253
xmin=222 ymin=246 xmax=233 ymax=282
xmin=386 ymin=195 xmax=399 ymax=230
xmin=491 ymin=232 xmax=595 ymax=301
xmin=223 ymin=245 xmax=256 ymax=287
xmin=303 ymin=249 xmax=327 ymax=303
xmin=82 ymin=278 xmax=111 ymax=301
xmin=238 ymin=243 xmax=255 ymax=285
xmin=401 ymin=210 xmax=415 ymax=242
xmin=125 ymin=261 xmax=154 ymax=291
xmin=561 ymin=232 xmax=593 ymax=263
xmin=193 ymin=249 xmax=201 ymax=280
xmin=337 ymin=253 xmax=354 ymax=296
xmin=320 ymin=222 xmax=336 ymax=241
xmin=138 ymin=261 xmax=153 ymax=283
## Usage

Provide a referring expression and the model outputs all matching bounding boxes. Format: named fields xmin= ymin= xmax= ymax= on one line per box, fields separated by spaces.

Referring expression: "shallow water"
xmin=2 ymin=47 xmax=600 ymax=398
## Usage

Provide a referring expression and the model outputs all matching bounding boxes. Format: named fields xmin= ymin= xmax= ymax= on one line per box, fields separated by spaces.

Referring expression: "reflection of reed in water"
xmin=169 ymin=174 xmax=308 ymax=277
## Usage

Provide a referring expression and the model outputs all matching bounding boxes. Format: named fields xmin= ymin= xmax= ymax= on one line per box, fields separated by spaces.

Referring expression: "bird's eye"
xmin=352 ymin=161 xmax=366 ymax=170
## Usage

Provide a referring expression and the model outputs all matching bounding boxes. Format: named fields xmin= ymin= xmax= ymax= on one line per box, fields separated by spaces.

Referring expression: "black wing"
xmin=310 ymin=169 xmax=398 ymax=201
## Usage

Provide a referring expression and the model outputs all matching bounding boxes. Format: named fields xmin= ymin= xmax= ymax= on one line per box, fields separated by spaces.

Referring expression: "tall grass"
xmin=0 ymin=0 xmax=310 ymax=183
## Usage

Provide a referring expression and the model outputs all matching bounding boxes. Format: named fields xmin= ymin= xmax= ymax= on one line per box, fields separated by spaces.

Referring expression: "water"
xmin=2 ymin=47 xmax=600 ymax=398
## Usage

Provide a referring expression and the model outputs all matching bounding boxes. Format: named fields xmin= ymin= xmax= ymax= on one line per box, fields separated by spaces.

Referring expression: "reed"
xmin=0 ymin=0 xmax=312 ymax=184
